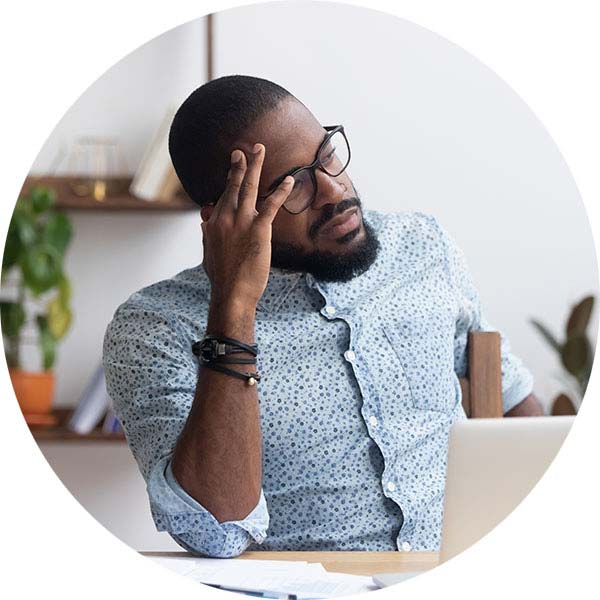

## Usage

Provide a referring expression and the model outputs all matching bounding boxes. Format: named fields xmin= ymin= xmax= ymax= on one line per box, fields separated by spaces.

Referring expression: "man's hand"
xmin=201 ymin=143 xmax=294 ymax=309
xmin=504 ymin=393 xmax=544 ymax=416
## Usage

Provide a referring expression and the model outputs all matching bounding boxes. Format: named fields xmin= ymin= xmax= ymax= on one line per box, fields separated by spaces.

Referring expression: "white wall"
xmin=19 ymin=18 xmax=207 ymax=408
xmin=214 ymin=1 xmax=598 ymax=410
xmin=39 ymin=441 xmax=181 ymax=551
xmin=9 ymin=2 xmax=600 ymax=552
xmin=18 ymin=4 xmax=598 ymax=411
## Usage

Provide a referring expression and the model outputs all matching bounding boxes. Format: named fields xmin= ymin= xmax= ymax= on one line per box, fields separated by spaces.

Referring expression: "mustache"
xmin=311 ymin=197 xmax=362 ymax=240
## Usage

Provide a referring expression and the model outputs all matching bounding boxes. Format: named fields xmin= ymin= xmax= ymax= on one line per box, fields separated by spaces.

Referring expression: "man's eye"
xmin=322 ymin=146 xmax=337 ymax=165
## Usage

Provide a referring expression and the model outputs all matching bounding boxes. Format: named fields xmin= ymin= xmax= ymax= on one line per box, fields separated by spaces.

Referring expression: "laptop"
xmin=373 ymin=416 xmax=574 ymax=588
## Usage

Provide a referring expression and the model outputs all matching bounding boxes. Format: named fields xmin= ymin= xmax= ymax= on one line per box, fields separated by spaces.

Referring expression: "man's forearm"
xmin=504 ymin=393 xmax=544 ymax=417
xmin=171 ymin=298 xmax=263 ymax=523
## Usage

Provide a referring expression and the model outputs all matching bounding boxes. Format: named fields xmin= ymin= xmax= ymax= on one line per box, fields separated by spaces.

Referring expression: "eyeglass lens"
xmin=284 ymin=130 xmax=351 ymax=214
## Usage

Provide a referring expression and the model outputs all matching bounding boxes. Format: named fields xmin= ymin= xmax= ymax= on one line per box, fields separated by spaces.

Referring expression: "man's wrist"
xmin=207 ymin=297 xmax=257 ymax=341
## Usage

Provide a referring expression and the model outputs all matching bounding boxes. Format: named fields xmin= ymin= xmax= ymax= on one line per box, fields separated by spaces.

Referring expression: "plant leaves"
xmin=58 ymin=275 xmax=71 ymax=304
xmin=561 ymin=335 xmax=588 ymax=375
xmin=566 ymin=295 xmax=595 ymax=337
xmin=47 ymin=294 xmax=72 ymax=339
xmin=2 ymin=225 xmax=21 ymax=272
xmin=36 ymin=315 xmax=56 ymax=370
xmin=29 ymin=186 xmax=56 ymax=214
xmin=20 ymin=244 xmax=63 ymax=296
xmin=530 ymin=319 xmax=561 ymax=352
xmin=41 ymin=211 xmax=73 ymax=256
xmin=2 ymin=208 xmax=37 ymax=271
xmin=0 ymin=301 xmax=26 ymax=337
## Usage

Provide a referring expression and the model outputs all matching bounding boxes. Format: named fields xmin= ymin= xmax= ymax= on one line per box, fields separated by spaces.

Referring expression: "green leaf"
xmin=530 ymin=319 xmax=561 ymax=353
xmin=29 ymin=186 xmax=56 ymax=214
xmin=58 ymin=275 xmax=71 ymax=304
xmin=561 ymin=335 xmax=588 ymax=375
xmin=41 ymin=211 xmax=73 ymax=256
xmin=566 ymin=295 xmax=595 ymax=337
xmin=2 ymin=208 xmax=37 ymax=271
xmin=20 ymin=244 xmax=63 ymax=296
xmin=2 ymin=225 xmax=22 ymax=272
xmin=47 ymin=294 xmax=72 ymax=339
xmin=36 ymin=315 xmax=56 ymax=370
xmin=13 ymin=209 xmax=37 ymax=245
xmin=0 ymin=301 xmax=26 ymax=337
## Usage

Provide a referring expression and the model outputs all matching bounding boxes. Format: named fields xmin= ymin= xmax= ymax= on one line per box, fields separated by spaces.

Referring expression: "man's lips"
xmin=320 ymin=208 xmax=361 ymax=238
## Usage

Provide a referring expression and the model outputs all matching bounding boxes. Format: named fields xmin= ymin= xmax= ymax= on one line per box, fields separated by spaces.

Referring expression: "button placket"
xmin=343 ymin=349 xmax=356 ymax=361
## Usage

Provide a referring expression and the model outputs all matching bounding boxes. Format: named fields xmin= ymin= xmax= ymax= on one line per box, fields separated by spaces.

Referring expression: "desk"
xmin=142 ymin=551 xmax=439 ymax=577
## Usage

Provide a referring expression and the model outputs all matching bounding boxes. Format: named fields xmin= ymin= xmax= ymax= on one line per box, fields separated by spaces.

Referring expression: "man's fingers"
xmin=256 ymin=176 xmax=294 ymax=223
xmin=214 ymin=149 xmax=247 ymax=218
xmin=238 ymin=143 xmax=265 ymax=214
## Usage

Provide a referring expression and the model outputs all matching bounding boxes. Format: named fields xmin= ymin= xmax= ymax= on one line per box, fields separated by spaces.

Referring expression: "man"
xmin=103 ymin=75 xmax=542 ymax=558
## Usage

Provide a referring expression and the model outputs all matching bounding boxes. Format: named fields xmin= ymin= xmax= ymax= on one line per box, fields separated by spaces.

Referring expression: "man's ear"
xmin=200 ymin=205 xmax=215 ymax=222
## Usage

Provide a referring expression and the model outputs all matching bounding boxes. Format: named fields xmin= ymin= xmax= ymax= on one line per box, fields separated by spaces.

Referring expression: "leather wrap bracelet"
xmin=192 ymin=334 xmax=261 ymax=386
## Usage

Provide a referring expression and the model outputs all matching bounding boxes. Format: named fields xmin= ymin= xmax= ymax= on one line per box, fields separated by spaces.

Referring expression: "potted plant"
xmin=1 ymin=185 xmax=73 ymax=423
xmin=530 ymin=295 xmax=595 ymax=415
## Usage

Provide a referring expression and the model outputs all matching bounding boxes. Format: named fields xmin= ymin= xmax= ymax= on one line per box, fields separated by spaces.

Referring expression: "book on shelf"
xmin=130 ymin=108 xmax=183 ymax=202
xmin=67 ymin=364 xmax=110 ymax=434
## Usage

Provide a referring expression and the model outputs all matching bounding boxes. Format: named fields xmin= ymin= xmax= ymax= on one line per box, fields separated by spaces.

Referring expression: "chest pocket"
xmin=379 ymin=264 xmax=459 ymax=413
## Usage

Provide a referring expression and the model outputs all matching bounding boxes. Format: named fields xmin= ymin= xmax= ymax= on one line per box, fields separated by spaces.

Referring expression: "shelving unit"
xmin=29 ymin=408 xmax=125 ymax=442
xmin=20 ymin=176 xmax=197 ymax=212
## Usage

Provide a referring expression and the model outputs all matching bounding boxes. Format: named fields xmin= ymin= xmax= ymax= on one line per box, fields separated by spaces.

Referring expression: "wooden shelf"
xmin=29 ymin=408 xmax=126 ymax=442
xmin=20 ymin=176 xmax=197 ymax=212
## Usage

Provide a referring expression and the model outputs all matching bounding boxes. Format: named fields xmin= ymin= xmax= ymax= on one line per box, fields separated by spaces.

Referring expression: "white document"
xmin=149 ymin=556 xmax=377 ymax=598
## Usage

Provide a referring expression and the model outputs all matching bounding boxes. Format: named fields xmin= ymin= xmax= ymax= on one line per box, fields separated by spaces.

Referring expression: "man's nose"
xmin=310 ymin=169 xmax=347 ymax=211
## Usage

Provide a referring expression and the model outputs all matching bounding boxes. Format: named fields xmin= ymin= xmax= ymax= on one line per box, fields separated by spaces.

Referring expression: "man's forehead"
xmin=236 ymin=99 xmax=325 ymax=166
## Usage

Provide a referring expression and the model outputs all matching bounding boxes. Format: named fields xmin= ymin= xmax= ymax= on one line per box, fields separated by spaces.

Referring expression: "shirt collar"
xmin=256 ymin=267 xmax=304 ymax=313
xmin=196 ymin=263 xmax=303 ymax=313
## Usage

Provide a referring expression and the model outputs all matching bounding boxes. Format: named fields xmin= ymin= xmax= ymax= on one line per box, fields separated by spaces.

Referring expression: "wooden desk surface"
xmin=142 ymin=551 xmax=439 ymax=577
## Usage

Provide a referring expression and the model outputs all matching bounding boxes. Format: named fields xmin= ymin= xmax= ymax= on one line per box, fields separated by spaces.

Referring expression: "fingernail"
xmin=253 ymin=143 xmax=262 ymax=154
xmin=231 ymin=150 xmax=243 ymax=164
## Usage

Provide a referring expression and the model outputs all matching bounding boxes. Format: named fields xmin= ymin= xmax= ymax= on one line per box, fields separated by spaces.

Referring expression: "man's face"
xmin=204 ymin=98 xmax=380 ymax=282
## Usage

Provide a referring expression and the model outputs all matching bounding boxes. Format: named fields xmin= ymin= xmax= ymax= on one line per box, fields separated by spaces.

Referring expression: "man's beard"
xmin=270 ymin=196 xmax=380 ymax=283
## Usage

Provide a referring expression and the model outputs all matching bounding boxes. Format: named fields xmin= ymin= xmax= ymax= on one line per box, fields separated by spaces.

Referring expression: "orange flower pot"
xmin=9 ymin=369 xmax=55 ymax=423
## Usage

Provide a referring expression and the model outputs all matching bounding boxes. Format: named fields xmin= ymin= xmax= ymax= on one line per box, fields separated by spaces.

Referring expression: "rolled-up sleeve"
xmin=102 ymin=299 xmax=269 ymax=556
xmin=431 ymin=217 xmax=535 ymax=413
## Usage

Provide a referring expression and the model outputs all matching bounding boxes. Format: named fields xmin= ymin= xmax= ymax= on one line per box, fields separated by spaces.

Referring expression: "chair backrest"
xmin=459 ymin=331 xmax=503 ymax=418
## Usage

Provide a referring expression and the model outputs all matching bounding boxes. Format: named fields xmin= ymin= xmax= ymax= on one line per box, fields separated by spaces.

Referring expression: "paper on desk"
xmin=150 ymin=556 xmax=200 ymax=577
xmin=188 ymin=562 xmax=376 ymax=598
xmin=150 ymin=556 xmax=376 ymax=598
xmin=150 ymin=557 xmax=320 ymax=580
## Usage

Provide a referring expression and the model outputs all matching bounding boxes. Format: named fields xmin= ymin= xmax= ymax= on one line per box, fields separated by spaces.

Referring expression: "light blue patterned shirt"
xmin=103 ymin=210 xmax=533 ymax=557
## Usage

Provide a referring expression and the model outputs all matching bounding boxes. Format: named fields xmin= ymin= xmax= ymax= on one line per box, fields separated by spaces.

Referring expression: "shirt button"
xmin=386 ymin=481 xmax=396 ymax=492
xmin=324 ymin=305 xmax=336 ymax=315
xmin=344 ymin=350 xmax=356 ymax=361
xmin=401 ymin=541 xmax=412 ymax=552
xmin=306 ymin=274 xmax=315 ymax=287
xmin=369 ymin=415 xmax=378 ymax=426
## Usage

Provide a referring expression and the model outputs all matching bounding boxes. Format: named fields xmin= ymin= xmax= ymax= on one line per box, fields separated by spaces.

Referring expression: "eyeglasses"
xmin=258 ymin=125 xmax=351 ymax=215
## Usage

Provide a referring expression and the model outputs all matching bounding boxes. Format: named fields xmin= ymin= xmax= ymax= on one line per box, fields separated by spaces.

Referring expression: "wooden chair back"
xmin=459 ymin=331 xmax=503 ymax=418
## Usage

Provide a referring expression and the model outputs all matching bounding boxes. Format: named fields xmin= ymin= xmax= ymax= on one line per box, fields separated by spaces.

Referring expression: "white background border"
xmin=1 ymin=1 xmax=598 ymax=598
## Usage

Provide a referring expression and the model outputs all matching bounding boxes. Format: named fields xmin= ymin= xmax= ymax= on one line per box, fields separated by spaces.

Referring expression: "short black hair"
xmin=169 ymin=75 xmax=293 ymax=207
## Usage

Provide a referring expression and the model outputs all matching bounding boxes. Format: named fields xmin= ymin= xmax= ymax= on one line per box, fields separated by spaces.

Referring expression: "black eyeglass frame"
xmin=257 ymin=125 xmax=351 ymax=215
